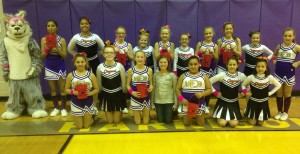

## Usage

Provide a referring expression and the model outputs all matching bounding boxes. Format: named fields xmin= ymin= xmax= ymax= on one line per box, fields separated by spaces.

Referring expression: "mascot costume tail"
xmin=0 ymin=10 xmax=48 ymax=119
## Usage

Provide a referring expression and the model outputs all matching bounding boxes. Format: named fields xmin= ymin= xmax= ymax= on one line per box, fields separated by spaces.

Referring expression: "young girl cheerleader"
xmin=127 ymin=51 xmax=153 ymax=125
xmin=152 ymin=56 xmax=178 ymax=124
xmin=210 ymin=56 xmax=246 ymax=128
xmin=133 ymin=28 xmax=156 ymax=71
xmin=273 ymin=27 xmax=300 ymax=121
xmin=96 ymin=41 xmax=126 ymax=124
xmin=195 ymin=26 xmax=219 ymax=114
xmin=41 ymin=20 xmax=68 ymax=117
xmin=242 ymin=31 xmax=273 ymax=76
xmin=114 ymin=26 xmax=133 ymax=114
xmin=68 ymin=17 xmax=105 ymax=74
xmin=217 ymin=22 xmax=242 ymax=73
xmin=65 ymin=53 xmax=99 ymax=129
xmin=242 ymin=59 xmax=281 ymax=126
xmin=176 ymin=56 xmax=212 ymax=126
xmin=173 ymin=33 xmax=194 ymax=77
xmin=154 ymin=25 xmax=175 ymax=61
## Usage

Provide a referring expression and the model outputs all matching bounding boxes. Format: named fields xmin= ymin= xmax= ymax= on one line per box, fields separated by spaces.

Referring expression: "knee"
xmin=75 ymin=123 xmax=83 ymax=129
xmin=229 ymin=121 xmax=238 ymax=128
xmin=248 ymin=119 xmax=256 ymax=126
xmin=218 ymin=121 xmax=227 ymax=127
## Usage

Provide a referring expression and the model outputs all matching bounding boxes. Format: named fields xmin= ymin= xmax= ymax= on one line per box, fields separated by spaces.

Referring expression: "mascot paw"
xmin=32 ymin=110 xmax=48 ymax=118
xmin=1 ymin=111 xmax=20 ymax=120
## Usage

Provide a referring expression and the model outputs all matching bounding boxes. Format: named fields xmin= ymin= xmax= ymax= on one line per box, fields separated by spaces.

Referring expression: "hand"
xmin=147 ymin=85 xmax=153 ymax=92
xmin=292 ymin=62 xmax=299 ymax=68
xmin=246 ymin=92 xmax=252 ymax=97
xmin=132 ymin=91 xmax=141 ymax=98
xmin=181 ymin=99 xmax=188 ymax=106
xmin=195 ymin=92 xmax=203 ymax=99
xmin=173 ymin=71 xmax=178 ymax=76
xmin=51 ymin=47 xmax=58 ymax=53
xmin=172 ymin=105 xmax=178 ymax=111
xmin=124 ymin=48 xmax=128 ymax=54
xmin=73 ymin=90 xmax=78 ymax=96
xmin=238 ymin=93 xmax=244 ymax=99
xmin=273 ymin=60 xmax=277 ymax=65
xmin=216 ymin=92 xmax=222 ymax=98
xmin=115 ymin=47 xmax=120 ymax=53
xmin=230 ymin=44 xmax=236 ymax=50
xmin=3 ymin=70 xmax=9 ymax=82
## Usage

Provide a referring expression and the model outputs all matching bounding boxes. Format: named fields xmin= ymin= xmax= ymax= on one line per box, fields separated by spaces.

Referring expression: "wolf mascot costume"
xmin=0 ymin=10 xmax=48 ymax=119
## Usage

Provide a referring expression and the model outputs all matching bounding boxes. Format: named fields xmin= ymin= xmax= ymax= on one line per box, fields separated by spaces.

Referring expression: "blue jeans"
xmin=154 ymin=103 xmax=174 ymax=124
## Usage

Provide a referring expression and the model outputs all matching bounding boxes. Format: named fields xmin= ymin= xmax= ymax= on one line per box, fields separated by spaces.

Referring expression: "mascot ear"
xmin=15 ymin=10 xmax=26 ymax=19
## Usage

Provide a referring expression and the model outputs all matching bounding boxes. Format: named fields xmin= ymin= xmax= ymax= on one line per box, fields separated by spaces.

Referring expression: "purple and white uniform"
xmin=217 ymin=37 xmax=237 ymax=73
xmin=70 ymin=70 xmax=94 ymax=116
xmin=173 ymin=46 xmax=194 ymax=77
xmin=133 ymin=46 xmax=155 ymax=71
xmin=199 ymin=41 xmax=217 ymax=78
xmin=114 ymin=41 xmax=131 ymax=71
xmin=181 ymin=72 xmax=206 ymax=116
xmin=274 ymin=43 xmax=297 ymax=86
xmin=44 ymin=35 xmax=66 ymax=80
xmin=129 ymin=66 xmax=150 ymax=110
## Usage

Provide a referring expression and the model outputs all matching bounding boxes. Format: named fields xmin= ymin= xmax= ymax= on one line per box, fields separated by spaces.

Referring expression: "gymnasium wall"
xmin=2 ymin=0 xmax=300 ymax=95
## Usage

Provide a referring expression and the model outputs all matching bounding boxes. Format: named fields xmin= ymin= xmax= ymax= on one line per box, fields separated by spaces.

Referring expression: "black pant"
xmin=154 ymin=103 xmax=174 ymax=124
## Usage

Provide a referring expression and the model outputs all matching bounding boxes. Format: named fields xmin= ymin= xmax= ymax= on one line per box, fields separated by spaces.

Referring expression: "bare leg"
xmin=133 ymin=110 xmax=141 ymax=125
xmin=248 ymin=119 xmax=257 ymax=126
xmin=182 ymin=116 xmax=193 ymax=126
xmin=73 ymin=116 xmax=83 ymax=129
xmin=195 ymin=113 xmax=206 ymax=126
xmin=83 ymin=112 xmax=93 ymax=128
xmin=113 ymin=111 xmax=122 ymax=124
xmin=229 ymin=120 xmax=239 ymax=128
xmin=217 ymin=119 xmax=227 ymax=127
xmin=105 ymin=112 xmax=114 ymax=124
xmin=142 ymin=108 xmax=150 ymax=124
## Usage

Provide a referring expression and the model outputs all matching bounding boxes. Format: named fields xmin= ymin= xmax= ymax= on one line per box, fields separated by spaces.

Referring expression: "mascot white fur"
xmin=0 ymin=10 xmax=48 ymax=119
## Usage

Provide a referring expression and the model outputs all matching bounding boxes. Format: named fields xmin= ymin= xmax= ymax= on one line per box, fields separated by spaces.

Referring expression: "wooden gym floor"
xmin=0 ymin=97 xmax=300 ymax=154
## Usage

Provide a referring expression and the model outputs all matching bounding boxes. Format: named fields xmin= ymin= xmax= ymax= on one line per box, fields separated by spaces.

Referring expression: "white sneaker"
xmin=94 ymin=107 xmax=99 ymax=115
xmin=280 ymin=112 xmax=288 ymax=121
xmin=205 ymin=106 xmax=210 ymax=114
xmin=50 ymin=108 xmax=60 ymax=117
xmin=177 ymin=106 xmax=182 ymax=113
xmin=61 ymin=109 xmax=68 ymax=117
xmin=274 ymin=112 xmax=282 ymax=120
xmin=123 ymin=108 xmax=129 ymax=114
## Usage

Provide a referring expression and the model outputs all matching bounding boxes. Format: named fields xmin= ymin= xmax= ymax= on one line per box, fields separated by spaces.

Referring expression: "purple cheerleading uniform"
xmin=217 ymin=37 xmax=237 ymax=72
xmin=180 ymin=72 xmax=206 ymax=115
xmin=70 ymin=70 xmax=94 ymax=116
xmin=274 ymin=43 xmax=297 ymax=86
xmin=114 ymin=41 xmax=131 ymax=71
xmin=199 ymin=41 xmax=217 ymax=78
xmin=44 ymin=35 xmax=66 ymax=80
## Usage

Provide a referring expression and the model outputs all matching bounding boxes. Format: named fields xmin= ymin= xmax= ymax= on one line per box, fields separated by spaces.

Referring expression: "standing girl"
xmin=127 ymin=51 xmax=153 ymax=125
xmin=273 ymin=27 xmax=300 ymax=121
xmin=133 ymin=28 xmax=156 ymax=71
xmin=41 ymin=20 xmax=68 ymax=117
xmin=173 ymin=33 xmax=194 ymax=77
xmin=152 ymin=56 xmax=177 ymax=124
xmin=65 ymin=53 xmax=99 ymax=129
xmin=96 ymin=41 xmax=126 ymax=124
xmin=242 ymin=31 xmax=273 ymax=76
xmin=242 ymin=59 xmax=281 ymax=125
xmin=68 ymin=17 xmax=105 ymax=74
xmin=114 ymin=26 xmax=133 ymax=71
xmin=217 ymin=22 xmax=242 ymax=73
xmin=210 ymin=56 xmax=246 ymax=127
xmin=195 ymin=26 xmax=219 ymax=114
xmin=154 ymin=25 xmax=175 ymax=61
xmin=176 ymin=56 xmax=212 ymax=126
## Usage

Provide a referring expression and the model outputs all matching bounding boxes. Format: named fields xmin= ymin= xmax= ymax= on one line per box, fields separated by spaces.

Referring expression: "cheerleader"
xmin=173 ymin=33 xmax=194 ymax=77
xmin=210 ymin=56 xmax=246 ymax=127
xmin=154 ymin=25 xmax=175 ymax=61
xmin=216 ymin=22 xmax=242 ymax=73
xmin=176 ymin=56 xmax=212 ymax=126
xmin=133 ymin=28 xmax=156 ymax=71
xmin=41 ymin=20 xmax=68 ymax=117
xmin=127 ymin=51 xmax=153 ymax=125
xmin=273 ymin=27 xmax=300 ymax=121
xmin=96 ymin=41 xmax=126 ymax=124
xmin=65 ymin=53 xmax=99 ymax=129
xmin=242 ymin=59 xmax=281 ymax=126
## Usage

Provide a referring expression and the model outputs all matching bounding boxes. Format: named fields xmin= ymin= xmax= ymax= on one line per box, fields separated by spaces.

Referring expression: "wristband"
xmin=45 ymin=47 xmax=50 ymax=54
xmin=242 ymin=89 xmax=248 ymax=95
xmin=128 ymin=88 xmax=133 ymax=95
xmin=70 ymin=89 xmax=74 ymax=95
xmin=213 ymin=91 xmax=219 ymax=97
xmin=178 ymin=95 xmax=184 ymax=102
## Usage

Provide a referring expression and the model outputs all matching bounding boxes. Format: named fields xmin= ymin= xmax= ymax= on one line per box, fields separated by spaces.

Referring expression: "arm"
xmin=96 ymin=65 xmax=102 ymax=92
xmin=268 ymin=75 xmax=281 ymax=96
xmin=95 ymin=35 xmax=105 ymax=56
xmin=170 ymin=42 xmax=175 ymax=60
xmin=56 ymin=38 xmax=67 ymax=59
xmin=154 ymin=42 xmax=160 ymax=60
xmin=195 ymin=42 xmax=201 ymax=56
xmin=232 ymin=38 xmax=242 ymax=57
xmin=272 ymin=45 xmax=280 ymax=64
xmin=172 ymin=73 xmax=178 ymax=107
xmin=88 ymin=73 xmax=100 ymax=96
xmin=241 ymin=76 xmax=252 ymax=93
xmin=151 ymin=73 xmax=156 ymax=108
xmin=262 ymin=45 xmax=273 ymax=60
xmin=212 ymin=44 xmax=219 ymax=62
xmin=126 ymin=43 xmax=134 ymax=60
xmin=292 ymin=44 xmax=300 ymax=68
xmin=209 ymin=73 xmax=223 ymax=93
xmin=217 ymin=38 xmax=222 ymax=55
xmin=195 ymin=75 xmax=212 ymax=99
xmin=173 ymin=48 xmax=178 ymax=72
xmin=28 ymin=38 xmax=43 ymax=77
xmin=0 ymin=41 xmax=9 ymax=82
xmin=119 ymin=64 xmax=127 ymax=93
xmin=40 ymin=37 xmax=47 ymax=58
xmin=147 ymin=67 xmax=153 ymax=92
xmin=65 ymin=73 xmax=77 ymax=95
xmin=67 ymin=35 xmax=78 ymax=57
xmin=176 ymin=74 xmax=188 ymax=105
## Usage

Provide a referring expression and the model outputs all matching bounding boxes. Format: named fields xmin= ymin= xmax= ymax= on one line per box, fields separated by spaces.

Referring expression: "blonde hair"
xmin=283 ymin=27 xmax=296 ymax=43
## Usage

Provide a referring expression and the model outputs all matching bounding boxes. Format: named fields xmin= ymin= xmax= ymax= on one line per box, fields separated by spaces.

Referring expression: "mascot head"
xmin=4 ymin=10 xmax=32 ymax=39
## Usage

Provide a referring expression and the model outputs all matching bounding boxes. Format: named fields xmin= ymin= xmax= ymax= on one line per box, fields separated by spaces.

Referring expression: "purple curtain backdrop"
xmin=2 ymin=0 xmax=300 ymax=94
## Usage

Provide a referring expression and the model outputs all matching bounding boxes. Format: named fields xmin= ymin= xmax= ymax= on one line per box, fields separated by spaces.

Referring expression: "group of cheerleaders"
xmin=42 ymin=17 xmax=300 ymax=129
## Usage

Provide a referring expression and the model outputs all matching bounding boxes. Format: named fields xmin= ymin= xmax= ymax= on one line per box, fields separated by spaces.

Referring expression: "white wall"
xmin=0 ymin=0 xmax=9 ymax=96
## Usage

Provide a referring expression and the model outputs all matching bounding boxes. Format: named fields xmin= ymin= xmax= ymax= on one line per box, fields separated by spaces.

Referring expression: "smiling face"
xmin=223 ymin=23 xmax=234 ymax=38
xmin=74 ymin=56 xmax=87 ymax=71
xmin=115 ymin=27 xmax=126 ymax=41
xmin=47 ymin=21 xmax=57 ymax=34
xmin=226 ymin=59 xmax=238 ymax=74
xmin=80 ymin=19 xmax=90 ymax=33
xmin=138 ymin=34 xmax=149 ymax=48
xmin=158 ymin=57 xmax=169 ymax=71
xmin=251 ymin=33 xmax=260 ymax=46
xmin=6 ymin=18 xmax=29 ymax=38
xmin=283 ymin=30 xmax=295 ymax=45
xmin=135 ymin=51 xmax=146 ymax=65
xmin=160 ymin=28 xmax=170 ymax=41
xmin=188 ymin=58 xmax=200 ymax=74
xmin=204 ymin=27 xmax=214 ymax=42
xmin=256 ymin=61 xmax=267 ymax=75
xmin=180 ymin=34 xmax=189 ymax=47
xmin=103 ymin=47 xmax=116 ymax=61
